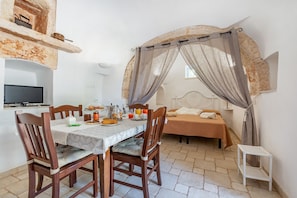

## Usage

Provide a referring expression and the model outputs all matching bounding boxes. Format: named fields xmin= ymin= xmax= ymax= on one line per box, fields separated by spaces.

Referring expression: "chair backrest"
xmin=49 ymin=104 xmax=83 ymax=120
xmin=142 ymin=107 xmax=167 ymax=159
xmin=15 ymin=111 xmax=59 ymax=170
xmin=129 ymin=103 xmax=149 ymax=110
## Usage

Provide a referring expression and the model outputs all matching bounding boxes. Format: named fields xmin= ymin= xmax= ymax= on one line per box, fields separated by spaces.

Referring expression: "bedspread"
xmin=163 ymin=114 xmax=232 ymax=149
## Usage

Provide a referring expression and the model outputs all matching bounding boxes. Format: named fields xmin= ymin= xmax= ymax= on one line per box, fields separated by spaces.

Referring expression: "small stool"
xmin=237 ymin=144 xmax=273 ymax=191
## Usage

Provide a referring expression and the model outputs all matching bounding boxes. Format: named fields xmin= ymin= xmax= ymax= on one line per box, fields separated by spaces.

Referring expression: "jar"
xmin=67 ymin=115 xmax=76 ymax=125
xmin=93 ymin=111 xmax=99 ymax=122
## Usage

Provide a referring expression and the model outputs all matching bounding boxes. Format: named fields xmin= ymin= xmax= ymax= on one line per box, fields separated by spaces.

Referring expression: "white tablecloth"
xmin=51 ymin=118 xmax=146 ymax=155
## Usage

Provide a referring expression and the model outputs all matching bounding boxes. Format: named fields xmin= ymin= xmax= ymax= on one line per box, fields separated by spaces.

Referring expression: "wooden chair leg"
xmin=93 ymin=157 xmax=98 ymax=197
xmin=129 ymin=164 xmax=134 ymax=173
xmin=36 ymin=173 xmax=43 ymax=190
xmin=109 ymin=154 xmax=115 ymax=196
xmin=28 ymin=166 xmax=36 ymax=197
xmin=69 ymin=171 xmax=77 ymax=187
xmin=141 ymin=162 xmax=149 ymax=198
xmin=156 ymin=154 xmax=162 ymax=185
xmin=52 ymin=174 xmax=60 ymax=198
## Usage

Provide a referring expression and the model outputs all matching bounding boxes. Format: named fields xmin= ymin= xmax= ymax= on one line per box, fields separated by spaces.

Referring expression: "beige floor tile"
xmin=167 ymin=151 xmax=187 ymax=160
xmin=194 ymin=159 xmax=216 ymax=171
xmin=204 ymin=182 xmax=218 ymax=193
xmin=159 ymin=172 xmax=178 ymax=190
xmin=216 ymin=158 xmax=237 ymax=170
xmin=205 ymin=170 xmax=231 ymax=188
xmin=156 ymin=188 xmax=187 ymax=198
xmin=188 ymin=187 xmax=218 ymax=198
xmin=178 ymin=171 xmax=203 ymax=188
xmin=219 ymin=186 xmax=250 ymax=198
xmin=6 ymin=179 xmax=27 ymax=196
xmin=232 ymin=181 xmax=248 ymax=192
xmin=169 ymin=168 xmax=181 ymax=176
xmin=172 ymin=159 xmax=194 ymax=171
xmin=0 ymin=176 xmax=19 ymax=188
xmin=175 ymin=183 xmax=189 ymax=194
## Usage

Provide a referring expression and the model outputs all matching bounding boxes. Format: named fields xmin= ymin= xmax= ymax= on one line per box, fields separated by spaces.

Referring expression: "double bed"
xmin=162 ymin=91 xmax=232 ymax=149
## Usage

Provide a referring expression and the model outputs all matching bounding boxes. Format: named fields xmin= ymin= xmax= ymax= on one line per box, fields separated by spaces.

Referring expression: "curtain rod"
xmin=143 ymin=27 xmax=243 ymax=49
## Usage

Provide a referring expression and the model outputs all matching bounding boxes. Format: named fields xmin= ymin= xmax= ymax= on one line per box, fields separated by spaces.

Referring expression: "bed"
xmin=163 ymin=91 xmax=232 ymax=149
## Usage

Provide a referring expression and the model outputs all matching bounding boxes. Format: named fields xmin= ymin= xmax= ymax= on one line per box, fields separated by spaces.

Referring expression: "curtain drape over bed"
xmin=128 ymin=28 xmax=258 ymax=164
xmin=128 ymin=43 xmax=179 ymax=104
xmin=179 ymin=30 xmax=259 ymax=164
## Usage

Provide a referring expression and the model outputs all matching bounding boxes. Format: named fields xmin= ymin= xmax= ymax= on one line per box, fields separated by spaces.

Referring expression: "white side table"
xmin=237 ymin=144 xmax=273 ymax=191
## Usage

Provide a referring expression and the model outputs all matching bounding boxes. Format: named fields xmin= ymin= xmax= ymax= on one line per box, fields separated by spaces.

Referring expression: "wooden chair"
xmin=128 ymin=103 xmax=149 ymax=111
xmin=128 ymin=103 xmax=149 ymax=136
xmin=15 ymin=111 xmax=98 ymax=198
xmin=48 ymin=104 xmax=83 ymax=185
xmin=49 ymin=104 xmax=83 ymax=120
xmin=110 ymin=107 xmax=167 ymax=198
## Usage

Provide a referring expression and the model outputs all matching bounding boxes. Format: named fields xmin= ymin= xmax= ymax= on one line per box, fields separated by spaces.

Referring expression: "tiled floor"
xmin=0 ymin=132 xmax=282 ymax=198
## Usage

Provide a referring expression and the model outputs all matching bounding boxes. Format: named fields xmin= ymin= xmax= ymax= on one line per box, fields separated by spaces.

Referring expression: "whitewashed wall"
xmin=0 ymin=0 xmax=296 ymax=197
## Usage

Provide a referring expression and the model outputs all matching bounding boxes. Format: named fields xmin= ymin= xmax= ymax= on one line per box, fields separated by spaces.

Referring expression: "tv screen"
xmin=4 ymin=84 xmax=43 ymax=104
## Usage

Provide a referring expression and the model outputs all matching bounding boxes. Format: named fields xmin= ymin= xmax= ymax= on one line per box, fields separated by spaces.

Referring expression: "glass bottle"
xmin=93 ymin=111 xmax=99 ymax=122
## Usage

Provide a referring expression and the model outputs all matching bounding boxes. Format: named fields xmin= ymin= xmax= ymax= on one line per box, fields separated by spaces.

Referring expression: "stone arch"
xmin=122 ymin=25 xmax=270 ymax=98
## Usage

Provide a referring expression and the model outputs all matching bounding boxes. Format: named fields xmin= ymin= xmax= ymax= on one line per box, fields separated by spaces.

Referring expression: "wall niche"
xmin=13 ymin=0 xmax=49 ymax=34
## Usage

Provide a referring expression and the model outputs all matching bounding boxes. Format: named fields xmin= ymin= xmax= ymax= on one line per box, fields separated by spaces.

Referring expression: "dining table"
xmin=50 ymin=117 xmax=147 ymax=198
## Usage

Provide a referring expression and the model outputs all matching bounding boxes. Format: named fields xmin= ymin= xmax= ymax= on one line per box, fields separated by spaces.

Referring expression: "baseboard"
xmin=273 ymin=179 xmax=288 ymax=198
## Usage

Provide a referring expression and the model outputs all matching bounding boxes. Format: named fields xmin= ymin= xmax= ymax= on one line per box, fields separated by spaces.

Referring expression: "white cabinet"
xmin=237 ymin=144 xmax=273 ymax=191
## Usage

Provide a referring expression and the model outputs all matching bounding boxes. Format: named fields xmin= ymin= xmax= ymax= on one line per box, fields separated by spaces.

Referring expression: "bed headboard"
xmin=171 ymin=91 xmax=220 ymax=110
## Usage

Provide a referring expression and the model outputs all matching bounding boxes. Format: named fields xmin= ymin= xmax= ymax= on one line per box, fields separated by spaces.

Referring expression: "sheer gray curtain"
xmin=128 ymin=29 xmax=258 ymax=165
xmin=180 ymin=30 xmax=258 ymax=164
xmin=128 ymin=44 xmax=179 ymax=105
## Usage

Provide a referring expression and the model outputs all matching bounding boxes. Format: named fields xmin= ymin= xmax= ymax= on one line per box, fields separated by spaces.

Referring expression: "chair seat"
xmin=56 ymin=145 xmax=93 ymax=168
xmin=112 ymin=137 xmax=144 ymax=157
xmin=34 ymin=145 xmax=92 ymax=171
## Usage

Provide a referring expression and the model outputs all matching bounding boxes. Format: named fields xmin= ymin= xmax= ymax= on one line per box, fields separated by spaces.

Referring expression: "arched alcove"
xmin=122 ymin=25 xmax=271 ymax=99
xmin=264 ymin=52 xmax=279 ymax=92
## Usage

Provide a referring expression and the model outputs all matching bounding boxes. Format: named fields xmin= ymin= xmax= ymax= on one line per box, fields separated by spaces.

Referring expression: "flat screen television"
xmin=4 ymin=84 xmax=43 ymax=105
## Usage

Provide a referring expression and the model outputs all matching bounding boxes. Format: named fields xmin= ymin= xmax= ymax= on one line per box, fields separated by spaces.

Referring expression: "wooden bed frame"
xmin=163 ymin=91 xmax=232 ymax=149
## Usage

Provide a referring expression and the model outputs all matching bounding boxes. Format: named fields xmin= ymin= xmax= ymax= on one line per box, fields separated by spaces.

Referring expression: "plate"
xmin=131 ymin=118 xmax=146 ymax=121
xmin=101 ymin=123 xmax=120 ymax=127
xmin=85 ymin=120 xmax=100 ymax=125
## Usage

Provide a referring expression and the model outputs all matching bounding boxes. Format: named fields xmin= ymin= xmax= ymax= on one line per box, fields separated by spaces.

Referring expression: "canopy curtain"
xmin=128 ymin=44 xmax=179 ymax=104
xmin=180 ymin=29 xmax=258 ymax=164
xmin=129 ymin=29 xmax=258 ymax=164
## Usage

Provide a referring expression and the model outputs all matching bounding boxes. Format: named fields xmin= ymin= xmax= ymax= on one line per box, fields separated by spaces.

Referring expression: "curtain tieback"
xmin=244 ymin=103 xmax=253 ymax=121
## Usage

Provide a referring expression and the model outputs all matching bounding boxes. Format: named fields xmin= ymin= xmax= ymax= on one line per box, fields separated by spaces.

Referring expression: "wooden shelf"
xmin=0 ymin=18 xmax=81 ymax=53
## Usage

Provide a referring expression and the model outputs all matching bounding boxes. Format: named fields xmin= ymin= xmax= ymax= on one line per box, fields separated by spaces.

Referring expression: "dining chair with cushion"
xmin=15 ymin=111 xmax=98 ymax=198
xmin=110 ymin=106 xmax=167 ymax=198
xmin=49 ymin=104 xmax=83 ymax=120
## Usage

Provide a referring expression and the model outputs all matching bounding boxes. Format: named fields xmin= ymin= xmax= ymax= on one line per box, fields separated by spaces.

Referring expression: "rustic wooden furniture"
xmin=15 ymin=111 xmax=98 ymax=198
xmin=49 ymin=104 xmax=83 ymax=120
xmin=110 ymin=107 xmax=167 ymax=198
xmin=50 ymin=117 xmax=147 ymax=198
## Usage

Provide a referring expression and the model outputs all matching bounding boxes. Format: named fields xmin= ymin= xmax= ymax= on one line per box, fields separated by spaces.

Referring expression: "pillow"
xmin=166 ymin=111 xmax=177 ymax=117
xmin=200 ymin=112 xmax=216 ymax=119
xmin=202 ymin=109 xmax=221 ymax=115
xmin=176 ymin=107 xmax=203 ymax=115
